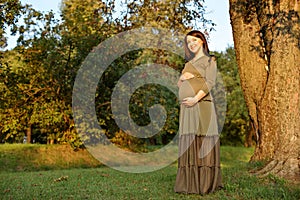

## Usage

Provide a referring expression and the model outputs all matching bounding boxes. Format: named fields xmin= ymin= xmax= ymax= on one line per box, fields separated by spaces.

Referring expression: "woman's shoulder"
xmin=204 ymin=55 xmax=216 ymax=63
xmin=209 ymin=55 xmax=216 ymax=62
xmin=190 ymin=55 xmax=215 ymax=67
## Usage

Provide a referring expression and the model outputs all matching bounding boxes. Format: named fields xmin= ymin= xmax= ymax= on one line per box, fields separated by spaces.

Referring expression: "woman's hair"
xmin=184 ymin=30 xmax=210 ymax=61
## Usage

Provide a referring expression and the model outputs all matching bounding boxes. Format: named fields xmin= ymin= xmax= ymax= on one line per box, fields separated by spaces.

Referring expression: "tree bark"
xmin=245 ymin=121 xmax=256 ymax=147
xmin=26 ymin=124 xmax=32 ymax=144
xmin=229 ymin=0 xmax=300 ymax=181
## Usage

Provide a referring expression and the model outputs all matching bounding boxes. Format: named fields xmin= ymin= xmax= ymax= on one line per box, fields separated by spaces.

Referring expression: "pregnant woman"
xmin=174 ymin=30 xmax=223 ymax=195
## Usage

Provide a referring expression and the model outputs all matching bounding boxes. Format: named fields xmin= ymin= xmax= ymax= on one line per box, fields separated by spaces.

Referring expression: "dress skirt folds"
xmin=174 ymin=101 xmax=223 ymax=195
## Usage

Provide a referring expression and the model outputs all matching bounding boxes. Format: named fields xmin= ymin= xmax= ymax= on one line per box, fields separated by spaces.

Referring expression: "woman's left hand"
xmin=182 ymin=96 xmax=199 ymax=107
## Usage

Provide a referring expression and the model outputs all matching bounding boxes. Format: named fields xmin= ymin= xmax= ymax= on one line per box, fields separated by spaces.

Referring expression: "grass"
xmin=0 ymin=144 xmax=299 ymax=199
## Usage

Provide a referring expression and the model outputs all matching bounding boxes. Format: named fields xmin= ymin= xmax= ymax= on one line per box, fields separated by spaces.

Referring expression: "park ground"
xmin=0 ymin=144 xmax=299 ymax=199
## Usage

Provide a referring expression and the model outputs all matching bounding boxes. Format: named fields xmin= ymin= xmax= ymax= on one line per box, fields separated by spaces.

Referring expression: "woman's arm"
xmin=182 ymin=58 xmax=217 ymax=107
xmin=204 ymin=58 xmax=217 ymax=93
xmin=177 ymin=72 xmax=195 ymax=87
xmin=182 ymin=89 xmax=206 ymax=107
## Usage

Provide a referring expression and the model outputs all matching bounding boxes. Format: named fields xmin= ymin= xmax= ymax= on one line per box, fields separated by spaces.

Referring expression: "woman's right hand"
xmin=180 ymin=72 xmax=195 ymax=81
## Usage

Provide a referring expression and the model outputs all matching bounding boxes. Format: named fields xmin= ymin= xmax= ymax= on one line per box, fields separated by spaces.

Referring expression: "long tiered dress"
xmin=174 ymin=55 xmax=223 ymax=195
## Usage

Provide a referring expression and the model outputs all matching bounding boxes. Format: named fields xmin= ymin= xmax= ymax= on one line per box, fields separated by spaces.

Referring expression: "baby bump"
xmin=178 ymin=80 xmax=196 ymax=101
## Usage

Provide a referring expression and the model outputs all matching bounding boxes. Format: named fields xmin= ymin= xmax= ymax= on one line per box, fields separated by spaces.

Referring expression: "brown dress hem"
xmin=174 ymin=135 xmax=223 ymax=195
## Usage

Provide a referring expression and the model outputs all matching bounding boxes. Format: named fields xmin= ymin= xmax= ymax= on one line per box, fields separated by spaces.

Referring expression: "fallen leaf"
xmin=4 ymin=189 xmax=10 ymax=193
xmin=101 ymin=173 xmax=110 ymax=177
xmin=54 ymin=176 xmax=69 ymax=182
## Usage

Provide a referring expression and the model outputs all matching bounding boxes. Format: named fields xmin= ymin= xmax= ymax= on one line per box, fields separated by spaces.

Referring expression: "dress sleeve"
xmin=181 ymin=63 xmax=188 ymax=74
xmin=202 ymin=58 xmax=217 ymax=94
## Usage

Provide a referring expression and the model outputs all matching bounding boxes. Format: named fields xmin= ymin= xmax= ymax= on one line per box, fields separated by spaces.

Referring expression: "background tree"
xmin=92 ymin=0 xmax=216 ymax=148
xmin=0 ymin=0 xmax=24 ymax=48
xmin=1 ymin=0 xmax=251 ymax=153
xmin=229 ymin=0 xmax=300 ymax=180
xmin=0 ymin=7 xmax=76 ymax=145
xmin=214 ymin=47 xmax=250 ymax=146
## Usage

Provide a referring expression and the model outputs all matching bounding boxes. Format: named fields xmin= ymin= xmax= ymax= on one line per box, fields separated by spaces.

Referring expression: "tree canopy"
xmin=1 ymin=0 xmax=249 ymax=150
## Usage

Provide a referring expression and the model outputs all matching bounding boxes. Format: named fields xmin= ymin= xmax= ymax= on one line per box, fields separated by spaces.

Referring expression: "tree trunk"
xmin=26 ymin=124 xmax=32 ymax=144
xmin=245 ymin=121 xmax=256 ymax=147
xmin=229 ymin=0 xmax=300 ymax=181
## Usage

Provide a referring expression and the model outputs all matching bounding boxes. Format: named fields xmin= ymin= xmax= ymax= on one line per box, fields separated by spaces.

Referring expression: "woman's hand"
xmin=182 ymin=96 xmax=199 ymax=107
xmin=180 ymin=72 xmax=195 ymax=81
xmin=182 ymin=90 xmax=206 ymax=107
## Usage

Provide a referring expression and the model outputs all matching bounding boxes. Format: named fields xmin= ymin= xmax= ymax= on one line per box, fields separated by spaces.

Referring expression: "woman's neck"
xmin=191 ymin=50 xmax=206 ymax=62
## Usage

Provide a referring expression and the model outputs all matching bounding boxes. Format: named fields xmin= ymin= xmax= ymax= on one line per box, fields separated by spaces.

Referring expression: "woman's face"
xmin=186 ymin=35 xmax=203 ymax=55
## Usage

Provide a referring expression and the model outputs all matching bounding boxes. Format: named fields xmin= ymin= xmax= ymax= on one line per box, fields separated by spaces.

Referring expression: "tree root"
xmin=250 ymin=160 xmax=282 ymax=177
xmin=250 ymin=158 xmax=300 ymax=183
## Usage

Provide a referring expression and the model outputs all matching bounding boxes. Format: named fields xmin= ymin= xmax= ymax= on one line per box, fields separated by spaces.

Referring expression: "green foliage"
xmin=110 ymin=130 xmax=146 ymax=152
xmin=119 ymin=0 xmax=213 ymax=31
xmin=0 ymin=0 xmax=24 ymax=48
xmin=0 ymin=0 xmax=250 ymax=149
xmin=1 ymin=3 xmax=82 ymax=146
xmin=95 ymin=49 xmax=183 ymax=147
xmin=214 ymin=48 xmax=250 ymax=146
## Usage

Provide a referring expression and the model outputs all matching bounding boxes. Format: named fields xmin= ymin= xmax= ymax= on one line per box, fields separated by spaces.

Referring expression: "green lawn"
xmin=0 ymin=145 xmax=299 ymax=199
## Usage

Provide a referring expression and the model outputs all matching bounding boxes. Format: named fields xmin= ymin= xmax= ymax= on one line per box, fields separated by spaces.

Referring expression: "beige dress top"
xmin=178 ymin=55 xmax=216 ymax=102
xmin=178 ymin=55 xmax=218 ymax=136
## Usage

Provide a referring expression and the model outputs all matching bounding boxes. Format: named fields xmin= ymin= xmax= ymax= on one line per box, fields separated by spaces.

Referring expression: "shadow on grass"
xmin=0 ymin=144 xmax=102 ymax=172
